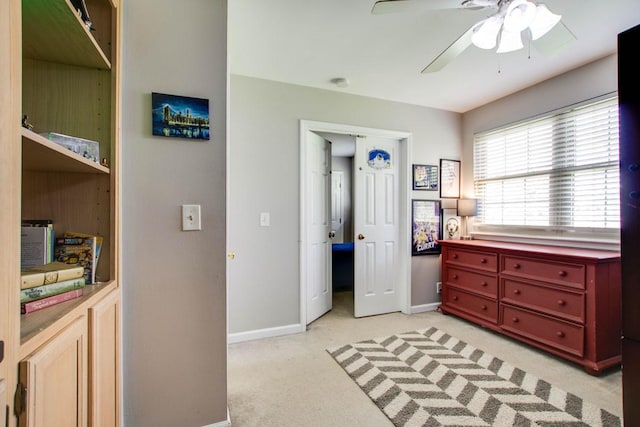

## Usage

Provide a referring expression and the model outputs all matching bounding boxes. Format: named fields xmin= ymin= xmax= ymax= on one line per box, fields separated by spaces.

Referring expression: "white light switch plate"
xmin=182 ymin=204 xmax=201 ymax=230
xmin=260 ymin=212 xmax=270 ymax=227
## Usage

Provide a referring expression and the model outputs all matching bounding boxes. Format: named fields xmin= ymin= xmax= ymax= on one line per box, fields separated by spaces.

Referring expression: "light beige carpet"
xmin=328 ymin=327 xmax=621 ymax=427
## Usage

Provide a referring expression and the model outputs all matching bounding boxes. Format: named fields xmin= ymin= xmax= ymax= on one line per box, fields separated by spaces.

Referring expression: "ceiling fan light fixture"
xmin=503 ymin=0 xmax=537 ymax=33
xmin=529 ymin=4 xmax=561 ymax=40
xmin=496 ymin=28 xmax=523 ymax=53
xmin=471 ymin=16 xmax=503 ymax=49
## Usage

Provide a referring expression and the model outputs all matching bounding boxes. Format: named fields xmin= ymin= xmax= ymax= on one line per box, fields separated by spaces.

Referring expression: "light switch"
xmin=260 ymin=212 xmax=270 ymax=227
xmin=182 ymin=204 xmax=201 ymax=230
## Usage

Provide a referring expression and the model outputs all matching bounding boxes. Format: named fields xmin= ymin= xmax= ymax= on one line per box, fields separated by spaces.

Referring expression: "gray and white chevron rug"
xmin=327 ymin=327 xmax=621 ymax=427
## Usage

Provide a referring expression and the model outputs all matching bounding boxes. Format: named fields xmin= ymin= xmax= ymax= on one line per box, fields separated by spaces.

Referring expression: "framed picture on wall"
xmin=411 ymin=199 xmax=441 ymax=255
xmin=440 ymin=158 xmax=461 ymax=198
xmin=412 ymin=164 xmax=438 ymax=191
xmin=442 ymin=208 xmax=461 ymax=240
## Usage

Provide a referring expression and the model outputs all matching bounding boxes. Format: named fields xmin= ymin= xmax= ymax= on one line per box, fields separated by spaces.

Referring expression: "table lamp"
xmin=457 ymin=198 xmax=477 ymax=240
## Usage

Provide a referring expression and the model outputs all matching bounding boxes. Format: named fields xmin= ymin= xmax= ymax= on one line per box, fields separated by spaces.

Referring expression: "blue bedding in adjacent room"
xmin=332 ymin=242 xmax=354 ymax=291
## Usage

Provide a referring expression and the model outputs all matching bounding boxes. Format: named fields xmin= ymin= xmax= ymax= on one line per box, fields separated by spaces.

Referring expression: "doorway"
xmin=299 ymin=120 xmax=413 ymax=326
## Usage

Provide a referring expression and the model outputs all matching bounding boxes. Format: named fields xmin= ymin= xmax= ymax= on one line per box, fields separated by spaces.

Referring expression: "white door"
xmin=354 ymin=136 xmax=401 ymax=317
xmin=306 ymin=132 xmax=332 ymax=324
xmin=331 ymin=171 xmax=344 ymax=243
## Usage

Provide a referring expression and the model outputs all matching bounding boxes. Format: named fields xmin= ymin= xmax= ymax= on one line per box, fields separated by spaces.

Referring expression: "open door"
xmin=353 ymin=135 xmax=402 ymax=317
xmin=305 ymin=131 xmax=332 ymax=324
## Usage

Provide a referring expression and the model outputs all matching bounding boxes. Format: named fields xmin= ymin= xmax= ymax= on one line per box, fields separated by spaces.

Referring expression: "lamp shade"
xmin=457 ymin=198 xmax=478 ymax=217
xmin=471 ymin=16 xmax=503 ymax=50
xmin=440 ymin=199 xmax=458 ymax=210
xmin=529 ymin=4 xmax=561 ymax=40
xmin=496 ymin=28 xmax=524 ymax=53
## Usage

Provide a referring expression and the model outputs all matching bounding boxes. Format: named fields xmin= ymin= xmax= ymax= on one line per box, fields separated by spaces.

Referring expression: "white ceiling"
xmin=229 ymin=0 xmax=640 ymax=113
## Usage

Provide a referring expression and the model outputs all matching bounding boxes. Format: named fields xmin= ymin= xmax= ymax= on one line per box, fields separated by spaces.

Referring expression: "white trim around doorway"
xmin=299 ymin=120 xmax=413 ymax=328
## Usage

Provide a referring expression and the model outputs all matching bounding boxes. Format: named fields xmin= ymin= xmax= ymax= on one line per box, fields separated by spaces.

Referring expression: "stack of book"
xmin=54 ymin=231 xmax=103 ymax=284
xmin=20 ymin=261 xmax=86 ymax=314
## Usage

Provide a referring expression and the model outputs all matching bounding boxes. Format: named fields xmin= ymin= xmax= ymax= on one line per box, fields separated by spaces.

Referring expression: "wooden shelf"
xmin=20 ymin=281 xmax=117 ymax=357
xmin=22 ymin=128 xmax=109 ymax=174
xmin=22 ymin=0 xmax=111 ymax=69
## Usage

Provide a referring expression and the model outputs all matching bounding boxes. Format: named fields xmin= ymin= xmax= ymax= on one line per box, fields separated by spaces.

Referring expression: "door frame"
xmin=299 ymin=120 xmax=413 ymax=326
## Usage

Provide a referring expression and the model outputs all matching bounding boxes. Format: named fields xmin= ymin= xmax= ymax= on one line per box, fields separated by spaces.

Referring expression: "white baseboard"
xmin=201 ymin=407 xmax=231 ymax=427
xmin=411 ymin=302 xmax=441 ymax=314
xmin=228 ymin=323 xmax=305 ymax=344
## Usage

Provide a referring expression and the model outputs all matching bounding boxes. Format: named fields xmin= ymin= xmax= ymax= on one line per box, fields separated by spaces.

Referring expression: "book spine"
xmin=21 ymin=288 xmax=84 ymax=314
xmin=20 ymin=277 xmax=86 ymax=303
xmin=20 ymin=266 xmax=85 ymax=290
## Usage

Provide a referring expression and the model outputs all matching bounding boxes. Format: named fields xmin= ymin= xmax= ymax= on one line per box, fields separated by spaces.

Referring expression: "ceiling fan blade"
xmin=532 ymin=21 xmax=576 ymax=57
xmin=421 ymin=25 xmax=475 ymax=73
xmin=372 ymin=0 xmax=468 ymax=15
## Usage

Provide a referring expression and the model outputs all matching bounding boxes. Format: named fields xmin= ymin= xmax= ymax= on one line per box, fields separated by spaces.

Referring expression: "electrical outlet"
xmin=436 ymin=282 xmax=442 ymax=294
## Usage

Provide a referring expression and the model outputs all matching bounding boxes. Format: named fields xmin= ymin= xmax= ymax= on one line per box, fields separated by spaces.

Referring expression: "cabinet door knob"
xmin=557 ymin=299 xmax=566 ymax=306
xmin=557 ymin=331 xmax=565 ymax=338
xmin=512 ymin=317 xmax=519 ymax=323
xmin=558 ymin=270 xmax=567 ymax=277
xmin=513 ymin=263 xmax=521 ymax=269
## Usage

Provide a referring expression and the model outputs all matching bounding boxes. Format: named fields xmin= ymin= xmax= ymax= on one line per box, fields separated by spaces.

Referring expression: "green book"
xmin=20 ymin=277 xmax=86 ymax=304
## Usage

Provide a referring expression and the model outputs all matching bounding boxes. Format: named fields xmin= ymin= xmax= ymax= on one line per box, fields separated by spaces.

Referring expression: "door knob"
xmin=358 ymin=233 xmax=365 ymax=240
xmin=328 ymin=231 xmax=335 ymax=238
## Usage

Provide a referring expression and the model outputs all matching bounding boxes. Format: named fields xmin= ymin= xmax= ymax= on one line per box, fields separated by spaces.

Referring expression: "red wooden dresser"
xmin=439 ymin=239 xmax=621 ymax=375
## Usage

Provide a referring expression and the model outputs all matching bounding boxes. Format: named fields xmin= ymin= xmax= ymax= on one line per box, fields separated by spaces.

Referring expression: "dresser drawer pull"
xmin=453 ymin=296 xmax=458 ymax=301
xmin=513 ymin=289 xmax=521 ymax=295
xmin=513 ymin=263 xmax=521 ymax=269
xmin=557 ymin=331 xmax=565 ymax=338
xmin=453 ymin=253 xmax=459 ymax=259
xmin=558 ymin=270 xmax=567 ymax=277
xmin=512 ymin=317 xmax=519 ymax=323
xmin=480 ymin=258 xmax=487 ymax=264
xmin=480 ymin=281 xmax=488 ymax=287
xmin=481 ymin=304 xmax=487 ymax=311
xmin=557 ymin=299 xmax=566 ymax=306
xmin=452 ymin=274 xmax=458 ymax=280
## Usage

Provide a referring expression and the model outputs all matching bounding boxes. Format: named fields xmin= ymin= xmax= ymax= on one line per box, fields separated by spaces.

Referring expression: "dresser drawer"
xmin=446 ymin=248 xmax=497 ymax=273
xmin=501 ymin=279 xmax=585 ymax=323
xmin=501 ymin=255 xmax=585 ymax=289
xmin=447 ymin=267 xmax=497 ymax=299
xmin=444 ymin=288 xmax=498 ymax=324
xmin=501 ymin=305 xmax=584 ymax=357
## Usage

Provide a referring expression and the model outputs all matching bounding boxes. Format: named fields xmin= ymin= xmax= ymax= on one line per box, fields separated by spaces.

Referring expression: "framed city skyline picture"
xmin=152 ymin=92 xmax=210 ymax=140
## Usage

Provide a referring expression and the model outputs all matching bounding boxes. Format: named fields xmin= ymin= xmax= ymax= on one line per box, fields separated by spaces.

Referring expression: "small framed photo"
xmin=411 ymin=199 xmax=441 ymax=255
xmin=152 ymin=92 xmax=210 ymax=140
xmin=440 ymin=158 xmax=461 ymax=198
xmin=413 ymin=164 xmax=438 ymax=191
xmin=443 ymin=208 xmax=461 ymax=240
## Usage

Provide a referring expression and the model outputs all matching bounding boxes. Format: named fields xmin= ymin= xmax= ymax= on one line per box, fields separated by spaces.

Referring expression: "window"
xmin=473 ymin=96 xmax=619 ymax=233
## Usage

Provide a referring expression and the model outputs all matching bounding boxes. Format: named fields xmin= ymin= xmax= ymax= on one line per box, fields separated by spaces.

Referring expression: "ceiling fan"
xmin=371 ymin=0 xmax=576 ymax=73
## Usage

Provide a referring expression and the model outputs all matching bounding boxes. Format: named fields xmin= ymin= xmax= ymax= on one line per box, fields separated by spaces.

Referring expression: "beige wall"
xmin=121 ymin=1 xmax=228 ymax=426
xmin=229 ymin=75 xmax=462 ymax=335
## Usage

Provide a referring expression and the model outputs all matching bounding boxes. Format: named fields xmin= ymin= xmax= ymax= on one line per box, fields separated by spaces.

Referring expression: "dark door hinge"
xmin=13 ymin=383 xmax=26 ymax=418
xmin=0 ymin=341 xmax=3 ymax=363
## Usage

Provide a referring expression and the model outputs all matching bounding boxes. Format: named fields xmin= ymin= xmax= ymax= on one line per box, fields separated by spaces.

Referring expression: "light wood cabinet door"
xmin=18 ymin=316 xmax=88 ymax=427
xmin=89 ymin=289 xmax=120 ymax=427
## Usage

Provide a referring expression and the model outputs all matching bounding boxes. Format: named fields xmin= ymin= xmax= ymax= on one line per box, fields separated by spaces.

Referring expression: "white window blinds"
xmin=473 ymin=96 xmax=620 ymax=231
